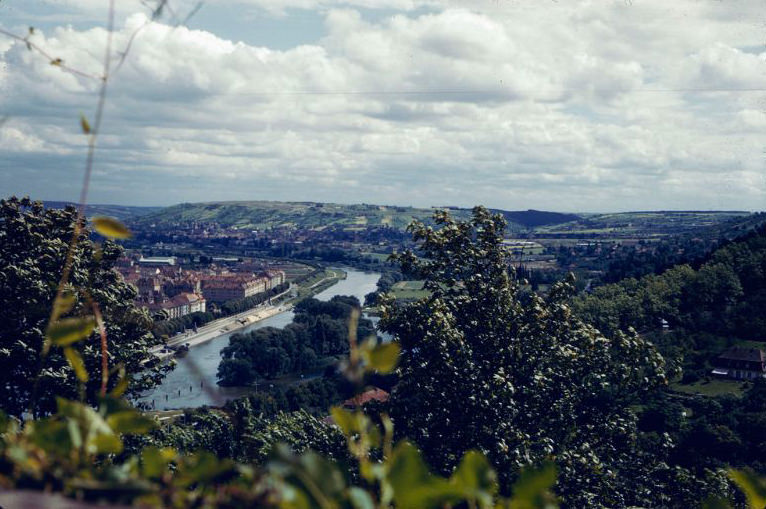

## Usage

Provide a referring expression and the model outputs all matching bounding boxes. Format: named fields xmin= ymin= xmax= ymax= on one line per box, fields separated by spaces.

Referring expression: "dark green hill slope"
xmin=43 ymin=201 xmax=162 ymax=220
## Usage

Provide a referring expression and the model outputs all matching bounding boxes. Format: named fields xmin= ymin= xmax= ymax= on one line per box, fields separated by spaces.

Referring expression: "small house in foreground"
xmin=711 ymin=347 xmax=766 ymax=380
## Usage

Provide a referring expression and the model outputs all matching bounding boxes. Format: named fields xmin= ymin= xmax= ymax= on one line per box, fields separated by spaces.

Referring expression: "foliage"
xmin=0 ymin=197 xmax=169 ymax=417
xmin=0 ymin=316 xmax=563 ymax=509
xmin=572 ymin=223 xmax=766 ymax=378
xmin=377 ymin=206 xmax=729 ymax=507
xmin=218 ymin=296 xmax=376 ymax=385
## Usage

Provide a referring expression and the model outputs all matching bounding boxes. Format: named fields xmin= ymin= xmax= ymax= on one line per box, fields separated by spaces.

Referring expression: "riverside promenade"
xmin=150 ymin=287 xmax=293 ymax=360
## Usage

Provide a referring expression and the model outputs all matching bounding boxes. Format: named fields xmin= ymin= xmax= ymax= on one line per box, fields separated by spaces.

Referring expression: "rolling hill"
xmin=132 ymin=201 xmax=582 ymax=232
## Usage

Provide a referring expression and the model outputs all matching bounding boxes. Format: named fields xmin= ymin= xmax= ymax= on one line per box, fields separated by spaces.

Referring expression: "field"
xmin=390 ymin=280 xmax=430 ymax=301
xmin=360 ymin=252 xmax=392 ymax=262
xmin=671 ymin=378 xmax=747 ymax=398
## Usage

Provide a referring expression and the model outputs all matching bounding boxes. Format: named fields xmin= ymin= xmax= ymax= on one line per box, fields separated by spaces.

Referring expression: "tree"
xmin=0 ymin=197 xmax=168 ymax=417
xmin=379 ymin=206 xmax=714 ymax=506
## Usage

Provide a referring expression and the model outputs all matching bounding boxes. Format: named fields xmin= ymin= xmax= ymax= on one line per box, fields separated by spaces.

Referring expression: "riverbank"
xmin=139 ymin=268 xmax=381 ymax=410
xmin=158 ymin=304 xmax=289 ymax=353
xmin=151 ymin=270 xmax=347 ymax=360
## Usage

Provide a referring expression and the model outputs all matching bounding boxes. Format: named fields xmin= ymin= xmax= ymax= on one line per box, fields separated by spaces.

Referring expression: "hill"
xmin=490 ymin=208 xmax=581 ymax=228
xmin=536 ymin=210 xmax=750 ymax=237
xmin=132 ymin=201 xmax=581 ymax=231
xmin=43 ymin=201 xmax=162 ymax=220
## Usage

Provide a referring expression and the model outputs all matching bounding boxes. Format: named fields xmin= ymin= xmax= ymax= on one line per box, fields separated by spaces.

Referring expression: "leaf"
xmin=365 ymin=342 xmax=400 ymax=373
xmin=729 ymin=469 xmax=766 ymax=509
xmin=109 ymin=369 xmax=129 ymax=397
xmin=50 ymin=58 xmax=63 ymax=66
xmin=508 ymin=461 xmax=558 ymax=509
xmin=52 ymin=292 xmax=76 ymax=318
xmin=142 ymin=446 xmax=175 ymax=478
xmin=92 ymin=216 xmax=132 ymax=239
xmin=348 ymin=487 xmax=375 ymax=509
xmin=330 ymin=406 xmax=355 ymax=436
xmin=92 ymin=433 xmax=124 ymax=454
xmin=47 ymin=316 xmax=96 ymax=346
xmin=107 ymin=410 xmax=157 ymax=434
xmin=64 ymin=346 xmax=88 ymax=382
xmin=80 ymin=114 xmax=91 ymax=134
xmin=387 ymin=441 xmax=457 ymax=507
xmin=56 ymin=398 xmax=121 ymax=455
xmin=450 ymin=450 xmax=497 ymax=496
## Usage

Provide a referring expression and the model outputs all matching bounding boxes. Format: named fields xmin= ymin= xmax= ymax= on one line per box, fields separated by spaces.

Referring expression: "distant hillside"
xmin=536 ymin=210 xmax=751 ymax=237
xmin=490 ymin=209 xmax=580 ymax=228
xmin=43 ymin=201 xmax=162 ymax=221
xmin=132 ymin=201 xmax=580 ymax=232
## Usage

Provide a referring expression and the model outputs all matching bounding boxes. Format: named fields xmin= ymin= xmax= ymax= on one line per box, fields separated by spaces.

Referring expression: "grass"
xmin=390 ymin=280 xmax=430 ymax=301
xmin=291 ymin=269 xmax=346 ymax=301
xmin=671 ymin=378 xmax=747 ymax=398
xmin=361 ymin=252 xmax=391 ymax=262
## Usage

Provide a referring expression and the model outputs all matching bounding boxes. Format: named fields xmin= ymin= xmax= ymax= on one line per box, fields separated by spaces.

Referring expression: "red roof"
xmin=342 ymin=388 xmax=389 ymax=408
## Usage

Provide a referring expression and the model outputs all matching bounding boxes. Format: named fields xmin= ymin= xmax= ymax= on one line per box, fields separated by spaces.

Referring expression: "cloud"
xmin=0 ymin=1 xmax=764 ymax=210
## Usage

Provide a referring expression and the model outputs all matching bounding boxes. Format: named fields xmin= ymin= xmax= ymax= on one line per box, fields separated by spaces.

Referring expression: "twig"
xmin=29 ymin=0 xmax=116 ymax=417
xmin=0 ymin=28 xmax=102 ymax=81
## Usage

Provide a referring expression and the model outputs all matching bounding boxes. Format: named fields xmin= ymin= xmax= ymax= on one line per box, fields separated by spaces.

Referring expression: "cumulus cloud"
xmin=0 ymin=0 xmax=764 ymax=210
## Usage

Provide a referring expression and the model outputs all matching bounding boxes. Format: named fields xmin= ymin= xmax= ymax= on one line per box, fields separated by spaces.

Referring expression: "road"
xmin=150 ymin=287 xmax=292 ymax=359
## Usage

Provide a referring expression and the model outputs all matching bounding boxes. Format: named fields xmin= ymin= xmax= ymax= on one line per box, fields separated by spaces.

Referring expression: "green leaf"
xmin=29 ymin=419 xmax=71 ymax=455
xmin=91 ymin=433 xmax=123 ymax=454
xmin=142 ymin=446 xmax=175 ymax=478
xmin=387 ymin=441 xmax=457 ymax=507
xmin=365 ymin=342 xmax=400 ymax=373
xmin=66 ymin=418 xmax=83 ymax=450
xmin=107 ymin=410 xmax=157 ymax=434
xmin=729 ymin=468 xmax=766 ymax=509
xmin=330 ymin=406 xmax=355 ymax=436
xmin=80 ymin=114 xmax=91 ymax=134
xmin=508 ymin=461 xmax=558 ymax=509
xmin=47 ymin=316 xmax=96 ymax=346
xmin=64 ymin=346 xmax=88 ymax=382
xmin=450 ymin=450 xmax=497 ymax=497
xmin=52 ymin=293 xmax=77 ymax=317
xmin=92 ymin=216 xmax=132 ymax=239
xmin=348 ymin=487 xmax=375 ymax=509
xmin=110 ymin=373 xmax=129 ymax=398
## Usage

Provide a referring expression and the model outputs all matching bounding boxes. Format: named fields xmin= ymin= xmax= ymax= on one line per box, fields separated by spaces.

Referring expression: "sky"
xmin=0 ymin=0 xmax=764 ymax=212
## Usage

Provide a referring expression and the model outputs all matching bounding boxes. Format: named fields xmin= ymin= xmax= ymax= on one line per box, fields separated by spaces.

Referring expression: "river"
xmin=137 ymin=268 xmax=381 ymax=410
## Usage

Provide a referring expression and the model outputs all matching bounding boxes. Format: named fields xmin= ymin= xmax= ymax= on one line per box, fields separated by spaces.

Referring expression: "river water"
xmin=137 ymin=268 xmax=380 ymax=410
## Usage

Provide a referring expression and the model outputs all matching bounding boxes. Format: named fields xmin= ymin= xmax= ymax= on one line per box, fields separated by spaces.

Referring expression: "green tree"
xmin=379 ymin=206 xmax=699 ymax=506
xmin=0 ymin=197 xmax=168 ymax=417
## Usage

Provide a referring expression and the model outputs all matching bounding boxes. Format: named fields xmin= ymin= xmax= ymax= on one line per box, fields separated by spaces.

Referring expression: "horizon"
xmin=36 ymin=197 xmax=759 ymax=215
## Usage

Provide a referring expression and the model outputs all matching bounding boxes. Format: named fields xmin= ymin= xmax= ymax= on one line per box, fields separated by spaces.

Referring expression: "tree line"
xmin=217 ymin=295 xmax=376 ymax=385
xmin=572 ymin=223 xmax=766 ymax=379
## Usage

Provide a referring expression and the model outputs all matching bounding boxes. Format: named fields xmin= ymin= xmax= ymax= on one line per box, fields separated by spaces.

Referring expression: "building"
xmin=711 ymin=347 xmax=766 ymax=380
xmin=162 ymin=274 xmax=201 ymax=298
xmin=201 ymin=275 xmax=269 ymax=302
xmin=265 ymin=270 xmax=286 ymax=289
xmin=138 ymin=256 xmax=176 ymax=267
xmin=147 ymin=292 xmax=206 ymax=319
xmin=137 ymin=276 xmax=161 ymax=297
